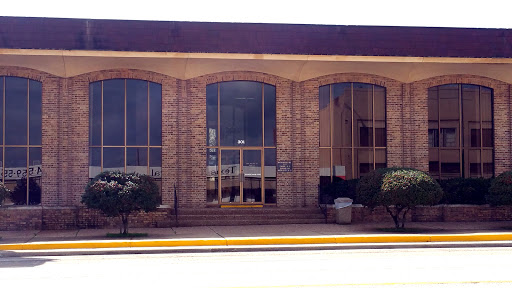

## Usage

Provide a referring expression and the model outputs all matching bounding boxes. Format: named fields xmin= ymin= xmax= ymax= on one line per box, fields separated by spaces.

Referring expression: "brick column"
xmin=161 ymin=77 xmax=179 ymax=206
xmin=301 ymin=80 xmax=320 ymax=206
xmin=41 ymin=76 xmax=64 ymax=206
xmin=275 ymin=78 xmax=295 ymax=206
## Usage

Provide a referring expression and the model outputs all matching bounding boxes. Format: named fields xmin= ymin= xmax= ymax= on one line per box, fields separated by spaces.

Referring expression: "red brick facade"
xmin=1 ymin=65 xmax=512 ymax=229
xmin=325 ymin=205 xmax=512 ymax=224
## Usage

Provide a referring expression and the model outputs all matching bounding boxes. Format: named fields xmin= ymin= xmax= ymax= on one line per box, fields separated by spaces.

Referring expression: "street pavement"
xmin=2 ymin=221 xmax=512 ymax=255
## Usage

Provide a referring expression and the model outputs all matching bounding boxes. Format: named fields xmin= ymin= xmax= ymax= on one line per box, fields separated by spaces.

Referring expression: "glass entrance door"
xmin=242 ymin=149 xmax=262 ymax=203
xmin=221 ymin=149 xmax=240 ymax=203
xmin=220 ymin=149 xmax=262 ymax=204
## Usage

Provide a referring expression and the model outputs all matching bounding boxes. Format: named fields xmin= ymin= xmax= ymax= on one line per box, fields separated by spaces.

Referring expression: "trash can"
xmin=334 ymin=197 xmax=353 ymax=224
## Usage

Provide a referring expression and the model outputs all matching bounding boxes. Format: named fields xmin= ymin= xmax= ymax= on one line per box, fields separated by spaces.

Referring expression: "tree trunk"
xmin=121 ymin=214 xmax=129 ymax=235
xmin=385 ymin=206 xmax=403 ymax=229
xmin=400 ymin=208 xmax=410 ymax=228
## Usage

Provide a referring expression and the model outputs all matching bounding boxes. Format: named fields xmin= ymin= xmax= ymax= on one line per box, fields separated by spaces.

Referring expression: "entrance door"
xmin=220 ymin=149 xmax=262 ymax=204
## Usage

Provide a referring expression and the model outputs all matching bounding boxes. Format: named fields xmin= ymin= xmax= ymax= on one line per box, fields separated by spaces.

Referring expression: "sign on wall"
xmin=277 ymin=161 xmax=292 ymax=172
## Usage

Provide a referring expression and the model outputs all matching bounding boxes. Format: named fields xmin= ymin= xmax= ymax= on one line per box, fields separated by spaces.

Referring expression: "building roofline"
xmin=1 ymin=16 xmax=511 ymax=58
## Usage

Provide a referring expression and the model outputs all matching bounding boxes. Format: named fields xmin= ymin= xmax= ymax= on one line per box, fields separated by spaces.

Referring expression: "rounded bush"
xmin=488 ymin=171 xmax=512 ymax=206
xmin=356 ymin=168 xmax=387 ymax=208
xmin=82 ymin=171 xmax=160 ymax=217
xmin=82 ymin=171 xmax=161 ymax=234
xmin=380 ymin=168 xmax=443 ymax=207
xmin=356 ymin=167 xmax=443 ymax=228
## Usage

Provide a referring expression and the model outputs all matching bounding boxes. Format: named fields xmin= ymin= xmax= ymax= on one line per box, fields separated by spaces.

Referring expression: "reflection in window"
xmin=319 ymin=83 xmax=386 ymax=182
xmin=428 ymin=84 xmax=494 ymax=179
xmin=0 ymin=77 xmax=42 ymax=205
xmin=206 ymin=81 xmax=276 ymax=204
xmin=89 ymin=79 xmax=162 ymax=196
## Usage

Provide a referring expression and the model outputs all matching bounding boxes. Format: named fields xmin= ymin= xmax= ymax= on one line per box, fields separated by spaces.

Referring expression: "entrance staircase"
xmin=173 ymin=207 xmax=326 ymax=226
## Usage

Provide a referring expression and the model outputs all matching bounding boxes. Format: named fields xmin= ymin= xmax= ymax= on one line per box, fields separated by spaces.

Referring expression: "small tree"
xmin=357 ymin=168 xmax=443 ymax=229
xmin=0 ymin=182 xmax=10 ymax=206
xmin=487 ymin=171 xmax=512 ymax=206
xmin=81 ymin=171 xmax=161 ymax=234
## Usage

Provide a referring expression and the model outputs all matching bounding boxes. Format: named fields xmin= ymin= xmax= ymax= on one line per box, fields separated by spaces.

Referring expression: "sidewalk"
xmin=2 ymin=222 xmax=512 ymax=252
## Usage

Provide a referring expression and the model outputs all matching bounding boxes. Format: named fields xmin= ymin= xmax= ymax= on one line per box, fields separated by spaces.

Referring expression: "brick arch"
xmin=0 ymin=66 xmax=63 ymax=207
xmin=411 ymin=74 xmax=512 ymax=176
xmin=180 ymin=71 xmax=299 ymax=207
xmin=194 ymin=70 xmax=290 ymax=86
xmin=66 ymin=68 xmax=180 ymax=207
xmin=300 ymin=72 xmax=406 ymax=177
xmin=412 ymin=74 xmax=508 ymax=90
xmin=75 ymin=68 xmax=175 ymax=84
xmin=309 ymin=72 xmax=402 ymax=89
xmin=0 ymin=66 xmax=56 ymax=82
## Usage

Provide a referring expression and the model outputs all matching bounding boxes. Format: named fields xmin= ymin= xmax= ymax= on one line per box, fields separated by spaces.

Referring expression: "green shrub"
xmin=0 ymin=182 xmax=10 ymax=206
xmin=355 ymin=168 xmax=388 ymax=209
xmin=10 ymin=178 xmax=41 ymax=205
xmin=81 ymin=171 xmax=161 ymax=234
xmin=357 ymin=168 xmax=443 ymax=228
xmin=488 ymin=171 xmax=512 ymax=206
xmin=319 ymin=178 xmax=359 ymax=204
xmin=440 ymin=177 xmax=491 ymax=205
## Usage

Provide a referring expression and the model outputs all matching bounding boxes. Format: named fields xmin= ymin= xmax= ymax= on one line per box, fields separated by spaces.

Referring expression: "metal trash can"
xmin=334 ymin=197 xmax=353 ymax=224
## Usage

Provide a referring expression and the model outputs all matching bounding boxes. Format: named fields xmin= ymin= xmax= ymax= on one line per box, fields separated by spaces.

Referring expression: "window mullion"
xmin=101 ymin=81 xmax=104 ymax=173
xmin=329 ymin=84 xmax=333 ymax=182
xmin=2 ymin=77 xmax=4 ymax=185
xmin=26 ymin=79 xmax=30 ymax=204
xmin=459 ymin=84 xmax=463 ymax=178
xmin=147 ymin=81 xmax=150 ymax=176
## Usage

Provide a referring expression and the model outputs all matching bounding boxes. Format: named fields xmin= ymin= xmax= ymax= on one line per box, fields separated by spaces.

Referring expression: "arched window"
xmin=0 ymin=76 xmax=42 ymax=205
xmin=206 ymin=81 xmax=277 ymax=204
xmin=428 ymin=84 xmax=494 ymax=179
xmin=89 ymin=79 xmax=162 ymax=191
xmin=319 ymin=83 xmax=386 ymax=186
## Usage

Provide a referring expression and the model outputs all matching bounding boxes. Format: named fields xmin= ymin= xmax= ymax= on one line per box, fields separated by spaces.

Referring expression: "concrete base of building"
xmin=2 ymin=204 xmax=512 ymax=231
xmin=323 ymin=204 xmax=512 ymax=224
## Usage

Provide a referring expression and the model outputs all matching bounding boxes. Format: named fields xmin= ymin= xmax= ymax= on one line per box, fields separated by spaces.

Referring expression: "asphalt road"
xmin=1 ymin=247 xmax=511 ymax=287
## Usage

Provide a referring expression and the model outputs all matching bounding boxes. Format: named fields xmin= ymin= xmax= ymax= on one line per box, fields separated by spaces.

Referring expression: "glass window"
xmin=428 ymin=84 xmax=494 ymax=179
xmin=0 ymin=77 xmax=42 ymax=205
xmin=89 ymin=79 xmax=162 ymax=196
xmin=319 ymin=83 xmax=386 ymax=181
xmin=206 ymin=81 xmax=276 ymax=204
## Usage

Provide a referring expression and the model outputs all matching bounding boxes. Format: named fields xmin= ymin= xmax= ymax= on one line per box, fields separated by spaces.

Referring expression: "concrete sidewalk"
xmin=2 ymin=222 xmax=512 ymax=252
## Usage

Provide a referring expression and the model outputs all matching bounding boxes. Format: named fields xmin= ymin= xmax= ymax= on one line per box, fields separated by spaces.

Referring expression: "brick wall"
xmin=325 ymin=205 xmax=512 ymax=224
xmin=77 ymin=207 xmax=174 ymax=229
xmin=1 ymin=65 xmax=512 ymax=229
xmin=67 ymin=69 xmax=179 ymax=206
xmin=411 ymin=75 xmax=511 ymax=175
xmin=0 ymin=206 xmax=42 ymax=230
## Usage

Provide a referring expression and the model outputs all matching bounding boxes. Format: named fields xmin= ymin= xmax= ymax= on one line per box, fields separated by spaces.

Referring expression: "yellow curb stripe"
xmin=335 ymin=235 xmax=431 ymax=243
xmin=3 ymin=233 xmax=512 ymax=251
xmin=430 ymin=233 xmax=512 ymax=242
xmin=128 ymin=239 xmax=228 ymax=248
xmin=227 ymin=237 xmax=337 ymax=246
xmin=0 ymin=239 xmax=228 ymax=250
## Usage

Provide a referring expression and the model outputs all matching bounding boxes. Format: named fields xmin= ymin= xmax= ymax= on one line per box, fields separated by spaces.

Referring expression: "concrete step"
xmin=173 ymin=207 xmax=326 ymax=226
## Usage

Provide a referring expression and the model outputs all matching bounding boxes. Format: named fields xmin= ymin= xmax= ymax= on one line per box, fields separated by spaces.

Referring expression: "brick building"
xmin=0 ymin=16 xmax=512 ymax=229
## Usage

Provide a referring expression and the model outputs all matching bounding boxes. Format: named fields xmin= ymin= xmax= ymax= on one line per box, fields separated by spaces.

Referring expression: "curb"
xmin=3 ymin=233 xmax=512 ymax=251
